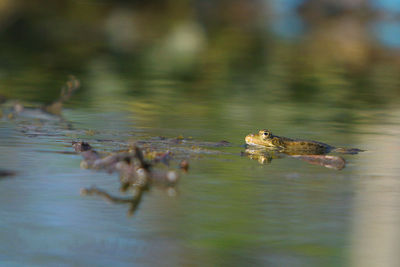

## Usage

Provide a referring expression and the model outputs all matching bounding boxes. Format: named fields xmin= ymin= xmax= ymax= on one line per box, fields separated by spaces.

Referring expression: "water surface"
xmin=2 ymin=85 xmax=400 ymax=266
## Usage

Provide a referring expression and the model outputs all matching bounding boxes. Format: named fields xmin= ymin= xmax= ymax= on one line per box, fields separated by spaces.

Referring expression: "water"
xmin=2 ymin=1 xmax=400 ymax=266
xmin=2 ymin=87 xmax=400 ymax=266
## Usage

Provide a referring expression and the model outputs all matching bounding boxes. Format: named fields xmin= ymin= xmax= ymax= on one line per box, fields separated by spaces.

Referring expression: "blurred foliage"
xmin=0 ymin=0 xmax=399 ymax=108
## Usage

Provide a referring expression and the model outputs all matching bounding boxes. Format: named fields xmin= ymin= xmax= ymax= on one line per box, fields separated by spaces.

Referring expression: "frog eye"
xmin=260 ymin=130 xmax=271 ymax=138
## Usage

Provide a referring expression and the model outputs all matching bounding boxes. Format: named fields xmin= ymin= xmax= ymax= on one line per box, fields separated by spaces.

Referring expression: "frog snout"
xmin=245 ymin=134 xmax=253 ymax=143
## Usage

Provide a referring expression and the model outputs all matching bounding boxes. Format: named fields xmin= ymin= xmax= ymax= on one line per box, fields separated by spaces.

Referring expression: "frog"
xmin=245 ymin=129 xmax=362 ymax=155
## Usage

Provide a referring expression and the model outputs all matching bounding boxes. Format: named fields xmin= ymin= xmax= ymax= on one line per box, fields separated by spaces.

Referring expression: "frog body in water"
xmin=245 ymin=129 xmax=362 ymax=155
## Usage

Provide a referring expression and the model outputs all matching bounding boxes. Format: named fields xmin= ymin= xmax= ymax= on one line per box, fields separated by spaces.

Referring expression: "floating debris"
xmin=43 ymin=76 xmax=80 ymax=115
xmin=2 ymin=76 xmax=80 ymax=122
xmin=0 ymin=170 xmax=16 ymax=178
xmin=73 ymin=141 xmax=182 ymax=216
xmin=179 ymin=159 xmax=189 ymax=172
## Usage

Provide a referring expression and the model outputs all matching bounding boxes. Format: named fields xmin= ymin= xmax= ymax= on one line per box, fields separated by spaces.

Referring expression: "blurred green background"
xmin=1 ymin=0 xmax=400 ymax=108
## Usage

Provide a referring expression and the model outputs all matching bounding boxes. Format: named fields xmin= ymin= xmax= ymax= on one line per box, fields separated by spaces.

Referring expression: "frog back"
xmin=280 ymin=139 xmax=332 ymax=155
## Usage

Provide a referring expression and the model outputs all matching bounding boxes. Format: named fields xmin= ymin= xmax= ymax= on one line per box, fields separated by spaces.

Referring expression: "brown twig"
xmin=81 ymin=186 xmax=145 ymax=216
xmin=43 ymin=76 xmax=80 ymax=115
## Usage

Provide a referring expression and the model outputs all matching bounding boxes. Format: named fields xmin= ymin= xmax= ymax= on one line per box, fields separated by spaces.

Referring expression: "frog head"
xmin=245 ymin=129 xmax=275 ymax=147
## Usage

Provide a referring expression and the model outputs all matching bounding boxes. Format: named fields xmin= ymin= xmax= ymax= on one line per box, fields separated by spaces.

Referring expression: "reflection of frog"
xmin=244 ymin=148 xmax=346 ymax=170
xmin=245 ymin=129 xmax=362 ymax=155
xmin=244 ymin=148 xmax=283 ymax=164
